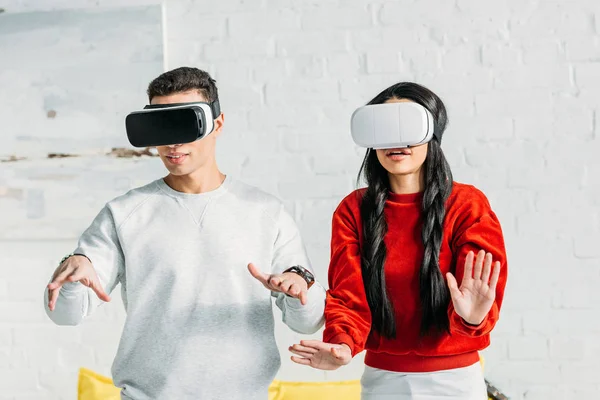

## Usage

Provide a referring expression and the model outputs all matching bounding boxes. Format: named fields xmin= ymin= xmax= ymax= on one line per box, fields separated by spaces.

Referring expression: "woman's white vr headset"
xmin=350 ymin=102 xmax=440 ymax=149
xmin=125 ymin=100 xmax=221 ymax=147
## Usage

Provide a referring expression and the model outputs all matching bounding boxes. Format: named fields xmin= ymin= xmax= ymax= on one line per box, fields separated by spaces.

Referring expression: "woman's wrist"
xmin=339 ymin=343 xmax=352 ymax=352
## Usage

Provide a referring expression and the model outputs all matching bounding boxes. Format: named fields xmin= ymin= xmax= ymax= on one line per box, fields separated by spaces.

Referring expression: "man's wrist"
xmin=60 ymin=253 xmax=91 ymax=266
xmin=73 ymin=253 xmax=91 ymax=262
xmin=283 ymin=265 xmax=315 ymax=289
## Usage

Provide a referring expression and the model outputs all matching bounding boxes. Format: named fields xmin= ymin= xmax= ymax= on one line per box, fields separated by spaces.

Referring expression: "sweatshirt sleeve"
xmin=322 ymin=196 xmax=372 ymax=356
xmin=272 ymin=205 xmax=326 ymax=335
xmin=44 ymin=205 xmax=125 ymax=326
xmin=447 ymin=194 xmax=508 ymax=337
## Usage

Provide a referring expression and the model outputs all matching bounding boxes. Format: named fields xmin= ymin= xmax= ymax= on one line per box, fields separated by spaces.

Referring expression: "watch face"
xmin=288 ymin=265 xmax=314 ymax=286
xmin=298 ymin=266 xmax=314 ymax=281
xmin=305 ymin=271 xmax=315 ymax=282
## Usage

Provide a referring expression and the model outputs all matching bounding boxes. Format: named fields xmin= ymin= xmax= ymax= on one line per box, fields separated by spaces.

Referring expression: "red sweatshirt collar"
xmin=387 ymin=191 xmax=423 ymax=204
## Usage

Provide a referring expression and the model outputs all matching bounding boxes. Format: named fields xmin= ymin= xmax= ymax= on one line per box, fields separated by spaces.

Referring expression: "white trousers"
xmin=361 ymin=362 xmax=488 ymax=400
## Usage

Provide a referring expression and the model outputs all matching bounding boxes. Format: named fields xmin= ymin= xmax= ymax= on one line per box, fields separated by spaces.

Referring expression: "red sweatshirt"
xmin=323 ymin=182 xmax=508 ymax=373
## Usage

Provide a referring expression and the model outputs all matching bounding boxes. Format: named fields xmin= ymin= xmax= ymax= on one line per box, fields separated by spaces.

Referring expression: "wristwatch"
xmin=283 ymin=265 xmax=315 ymax=289
xmin=59 ymin=253 xmax=91 ymax=266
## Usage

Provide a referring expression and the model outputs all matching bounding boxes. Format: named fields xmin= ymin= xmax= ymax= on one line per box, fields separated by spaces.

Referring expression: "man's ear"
xmin=212 ymin=113 xmax=224 ymax=137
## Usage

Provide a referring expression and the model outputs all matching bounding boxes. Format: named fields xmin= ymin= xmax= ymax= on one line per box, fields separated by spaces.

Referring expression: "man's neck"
xmin=163 ymin=167 xmax=226 ymax=194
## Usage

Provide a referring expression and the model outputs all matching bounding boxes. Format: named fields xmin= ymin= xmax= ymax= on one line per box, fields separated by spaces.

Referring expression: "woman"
xmin=289 ymin=82 xmax=508 ymax=399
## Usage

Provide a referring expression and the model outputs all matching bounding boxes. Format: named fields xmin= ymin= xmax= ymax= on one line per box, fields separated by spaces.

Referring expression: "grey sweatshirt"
xmin=44 ymin=176 xmax=326 ymax=400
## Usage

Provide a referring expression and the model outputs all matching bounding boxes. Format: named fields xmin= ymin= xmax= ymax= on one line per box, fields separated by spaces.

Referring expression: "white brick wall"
xmin=1 ymin=0 xmax=599 ymax=399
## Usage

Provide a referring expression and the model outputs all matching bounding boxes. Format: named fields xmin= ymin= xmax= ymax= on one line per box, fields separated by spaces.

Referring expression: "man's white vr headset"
xmin=125 ymin=100 xmax=221 ymax=147
xmin=350 ymin=102 xmax=440 ymax=149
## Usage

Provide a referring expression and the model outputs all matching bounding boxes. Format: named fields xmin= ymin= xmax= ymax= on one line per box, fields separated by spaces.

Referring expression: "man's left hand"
xmin=248 ymin=263 xmax=308 ymax=305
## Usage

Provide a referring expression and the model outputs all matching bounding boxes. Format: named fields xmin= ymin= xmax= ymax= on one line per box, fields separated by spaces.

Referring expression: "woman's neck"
xmin=388 ymin=170 xmax=425 ymax=194
xmin=164 ymin=166 xmax=225 ymax=194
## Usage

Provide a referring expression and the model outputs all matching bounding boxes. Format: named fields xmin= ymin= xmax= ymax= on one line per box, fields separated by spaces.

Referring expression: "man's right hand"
xmin=47 ymin=255 xmax=110 ymax=311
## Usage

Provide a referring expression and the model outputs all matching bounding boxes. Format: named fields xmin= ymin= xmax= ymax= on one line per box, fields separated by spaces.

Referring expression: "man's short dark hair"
xmin=147 ymin=67 xmax=219 ymax=103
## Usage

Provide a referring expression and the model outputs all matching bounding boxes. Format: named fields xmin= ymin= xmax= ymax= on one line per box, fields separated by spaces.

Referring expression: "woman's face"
xmin=375 ymin=98 xmax=428 ymax=177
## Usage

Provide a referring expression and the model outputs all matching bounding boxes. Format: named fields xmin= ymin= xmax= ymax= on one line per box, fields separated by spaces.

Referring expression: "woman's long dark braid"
xmin=358 ymin=82 xmax=454 ymax=338
xmin=419 ymin=138 xmax=453 ymax=335
xmin=359 ymin=150 xmax=396 ymax=338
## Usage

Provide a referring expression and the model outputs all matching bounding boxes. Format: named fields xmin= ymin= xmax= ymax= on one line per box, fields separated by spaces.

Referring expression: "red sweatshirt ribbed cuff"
xmin=453 ymin=313 xmax=489 ymax=336
xmin=462 ymin=317 xmax=486 ymax=328
xmin=327 ymin=333 xmax=356 ymax=356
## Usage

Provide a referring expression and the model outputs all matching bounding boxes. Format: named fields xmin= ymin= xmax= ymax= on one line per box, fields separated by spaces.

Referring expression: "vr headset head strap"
xmin=143 ymin=100 xmax=221 ymax=117
xmin=432 ymin=120 xmax=442 ymax=143
xmin=210 ymin=99 xmax=220 ymax=117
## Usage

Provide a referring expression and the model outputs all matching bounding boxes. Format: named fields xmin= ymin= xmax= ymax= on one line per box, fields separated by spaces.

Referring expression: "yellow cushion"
xmin=78 ymin=359 xmax=487 ymax=400
xmin=269 ymin=379 xmax=360 ymax=400
xmin=78 ymin=368 xmax=121 ymax=400
xmin=77 ymin=368 xmax=360 ymax=400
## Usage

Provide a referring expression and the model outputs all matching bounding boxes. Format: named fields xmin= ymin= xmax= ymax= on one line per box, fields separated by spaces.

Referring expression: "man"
xmin=44 ymin=67 xmax=326 ymax=399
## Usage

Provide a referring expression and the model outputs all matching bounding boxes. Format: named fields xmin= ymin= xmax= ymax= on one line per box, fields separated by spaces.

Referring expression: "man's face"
xmin=151 ymin=90 xmax=224 ymax=177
